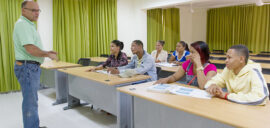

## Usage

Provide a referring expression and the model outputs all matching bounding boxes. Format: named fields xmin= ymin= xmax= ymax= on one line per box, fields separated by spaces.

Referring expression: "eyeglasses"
xmin=23 ymin=8 xmax=41 ymax=13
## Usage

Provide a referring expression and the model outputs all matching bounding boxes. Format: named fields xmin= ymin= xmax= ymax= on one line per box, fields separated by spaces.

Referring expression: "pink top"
xmin=182 ymin=60 xmax=217 ymax=75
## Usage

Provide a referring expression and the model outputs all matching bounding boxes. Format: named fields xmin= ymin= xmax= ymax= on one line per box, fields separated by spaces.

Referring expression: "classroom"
xmin=1 ymin=0 xmax=270 ymax=128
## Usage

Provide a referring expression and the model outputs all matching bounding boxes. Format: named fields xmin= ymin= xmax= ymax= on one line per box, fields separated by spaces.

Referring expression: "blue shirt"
xmin=118 ymin=51 xmax=157 ymax=81
xmin=173 ymin=50 xmax=190 ymax=62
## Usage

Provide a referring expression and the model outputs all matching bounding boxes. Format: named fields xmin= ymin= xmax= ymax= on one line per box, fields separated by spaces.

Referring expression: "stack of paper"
xmin=155 ymin=62 xmax=177 ymax=67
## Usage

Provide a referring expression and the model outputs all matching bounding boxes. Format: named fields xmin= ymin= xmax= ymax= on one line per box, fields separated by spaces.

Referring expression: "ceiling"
xmin=175 ymin=0 xmax=270 ymax=8
xmin=142 ymin=0 xmax=270 ymax=9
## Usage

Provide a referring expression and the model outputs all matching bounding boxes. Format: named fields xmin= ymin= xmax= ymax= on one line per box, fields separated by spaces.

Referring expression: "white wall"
xmin=117 ymin=0 xmax=208 ymax=55
xmin=117 ymin=0 xmax=148 ymax=56
xmin=191 ymin=8 xmax=207 ymax=43
xmin=117 ymin=0 xmax=136 ymax=56
xmin=37 ymin=0 xmax=53 ymax=51
xmin=38 ymin=0 xmax=148 ymax=57
xmin=180 ymin=7 xmax=207 ymax=44
xmin=180 ymin=7 xmax=193 ymax=44
xmin=37 ymin=0 xmax=207 ymax=57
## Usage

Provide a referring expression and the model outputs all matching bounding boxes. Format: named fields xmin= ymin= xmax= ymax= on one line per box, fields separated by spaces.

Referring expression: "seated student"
xmin=108 ymin=40 xmax=157 ymax=81
xmin=151 ymin=40 xmax=168 ymax=63
xmin=205 ymin=45 xmax=269 ymax=105
xmin=155 ymin=41 xmax=217 ymax=89
xmin=169 ymin=41 xmax=190 ymax=65
xmin=88 ymin=40 xmax=128 ymax=71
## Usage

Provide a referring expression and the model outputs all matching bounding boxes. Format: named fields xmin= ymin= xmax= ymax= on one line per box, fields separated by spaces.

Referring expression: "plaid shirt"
xmin=102 ymin=52 xmax=128 ymax=68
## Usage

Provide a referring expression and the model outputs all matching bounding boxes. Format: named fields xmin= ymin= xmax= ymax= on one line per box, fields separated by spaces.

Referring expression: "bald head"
xmin=21 ymin=1 xmax=40 ymax=21
xmin=21 ymin=1 xmax=38 ymax=8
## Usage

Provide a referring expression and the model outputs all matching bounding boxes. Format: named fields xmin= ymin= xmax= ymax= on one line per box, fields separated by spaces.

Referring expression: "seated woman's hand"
xmin=153 ymin=78 xmax=168 ymax=85
xmin=155 ymin=60 xmax=161 ymax=63
xmin=172 ymin=61 xmax=182 ymax=66
xmin=107 ymin=67 xmax=120 ymax=74
xmin=86 ymin=68 xmax=96 ymax=72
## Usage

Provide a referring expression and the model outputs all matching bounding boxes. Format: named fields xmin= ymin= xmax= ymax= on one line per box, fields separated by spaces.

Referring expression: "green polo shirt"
xmin=13 ymin=16 xmax=44 ymax=64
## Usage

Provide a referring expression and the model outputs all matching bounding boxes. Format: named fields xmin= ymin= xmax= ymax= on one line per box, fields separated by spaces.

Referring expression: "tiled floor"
xmin=0 ymin=88 xmax=117 ymax=128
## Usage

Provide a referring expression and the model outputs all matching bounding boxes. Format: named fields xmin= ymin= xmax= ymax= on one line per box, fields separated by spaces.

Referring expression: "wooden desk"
xmin=89 ymin=57 xmax=108 ymax=62
xmin=158 ymin=66 xmax=270 ymax=84
xmin=41 ymin=60 xmax=81 ymax=69
xmin=160 ymin=66 xmax=179 ymax=72
xmin=210 ymin=59 xmax=270 ymax=70
xmin=58 ymin=66 xmax=150 ymax=115
xmin=258 ymin=53 xmax=270 ymax=55
xmin=155 ymin=64 xmax=179 ymax=78
xmin=250 ymin=56 xmax=270 ymax=61
xmin=260 ymin=63 xmax=270 ymax=69
xmin=265 ymin=74 xmax=270 ymax=84
xmin=89 ymin=57 xmax=131 ymax=66
xmin=211 ymin=54 xmax=270 ymax=61
xmin=210 ymin=54 xmax=226 ymax=58
xmin=211 ymin=53 xmax=259 ymax=56
xmin=217 ymin=69 xmax=270 ymax=84
xmin=40 ymin=60 xmax=81 ymax=105
xmin=117 ymin=82 xmax=270 ymax=128
xmin=210 ymin=60 xmax=226 ymax=66
xmin=249 ymin=53 xmax=258 ymax=56
xmin=85 ymin=57 xmax=108 ymax=66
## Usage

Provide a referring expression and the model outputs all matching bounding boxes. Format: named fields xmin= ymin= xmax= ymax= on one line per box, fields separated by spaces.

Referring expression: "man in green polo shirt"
xmin=13 ymin=1 xmax=58 ymax=128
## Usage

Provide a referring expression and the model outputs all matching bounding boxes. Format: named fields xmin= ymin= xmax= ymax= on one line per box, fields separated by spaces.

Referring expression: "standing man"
xmin=13 ymin=1 xmax=58 ymax=128
xmin=108 ymin=40 xmax=157 ymax=81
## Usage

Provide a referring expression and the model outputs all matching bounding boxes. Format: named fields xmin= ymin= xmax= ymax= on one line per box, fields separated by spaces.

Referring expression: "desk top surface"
xmin=89 ymin=57 xmax=131 ymax=62
xmin=211 ymin=53 xmax=258 ymax=56
xmin=160 ymin=64 xmax=270 ymax=74
xmin=210 ymin=60 xmax=270 ymax=69
xmin=160 ymin=68 xmax=270 ymax=83
xmin=58 ymin=66 xmax=150 ymax=86
xmin=211 ymin=54 xmax=270 ymax=61
xmin=217 ymin=69 xmax=270 ymax=83
xmin=160 ymin=66 xmax=180 ymax=72
xmin=89 ymin=57 xmax=108 ymax=62
xmin=117 ymin=82 xmax=270 ymax=128
xmin=40 ymin=61 xmax=81 ymax=69
xmin=210 ymin=59 xmax=226 ymax=64
xmin=250 ymin=56 xmax=270 ymax=61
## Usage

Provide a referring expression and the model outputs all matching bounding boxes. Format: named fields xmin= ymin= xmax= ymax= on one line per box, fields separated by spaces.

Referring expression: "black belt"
xmin=16 ymin=60 xmax=41 ymax=66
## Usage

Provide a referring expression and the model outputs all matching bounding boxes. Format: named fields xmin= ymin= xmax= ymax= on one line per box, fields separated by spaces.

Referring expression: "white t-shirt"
xmin=151 ymin=50 xmax=168 ymax=62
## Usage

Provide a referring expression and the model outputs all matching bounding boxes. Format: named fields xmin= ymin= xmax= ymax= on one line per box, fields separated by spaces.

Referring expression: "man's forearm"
xmin=24 ymin=44 xmax=48 ymax=57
